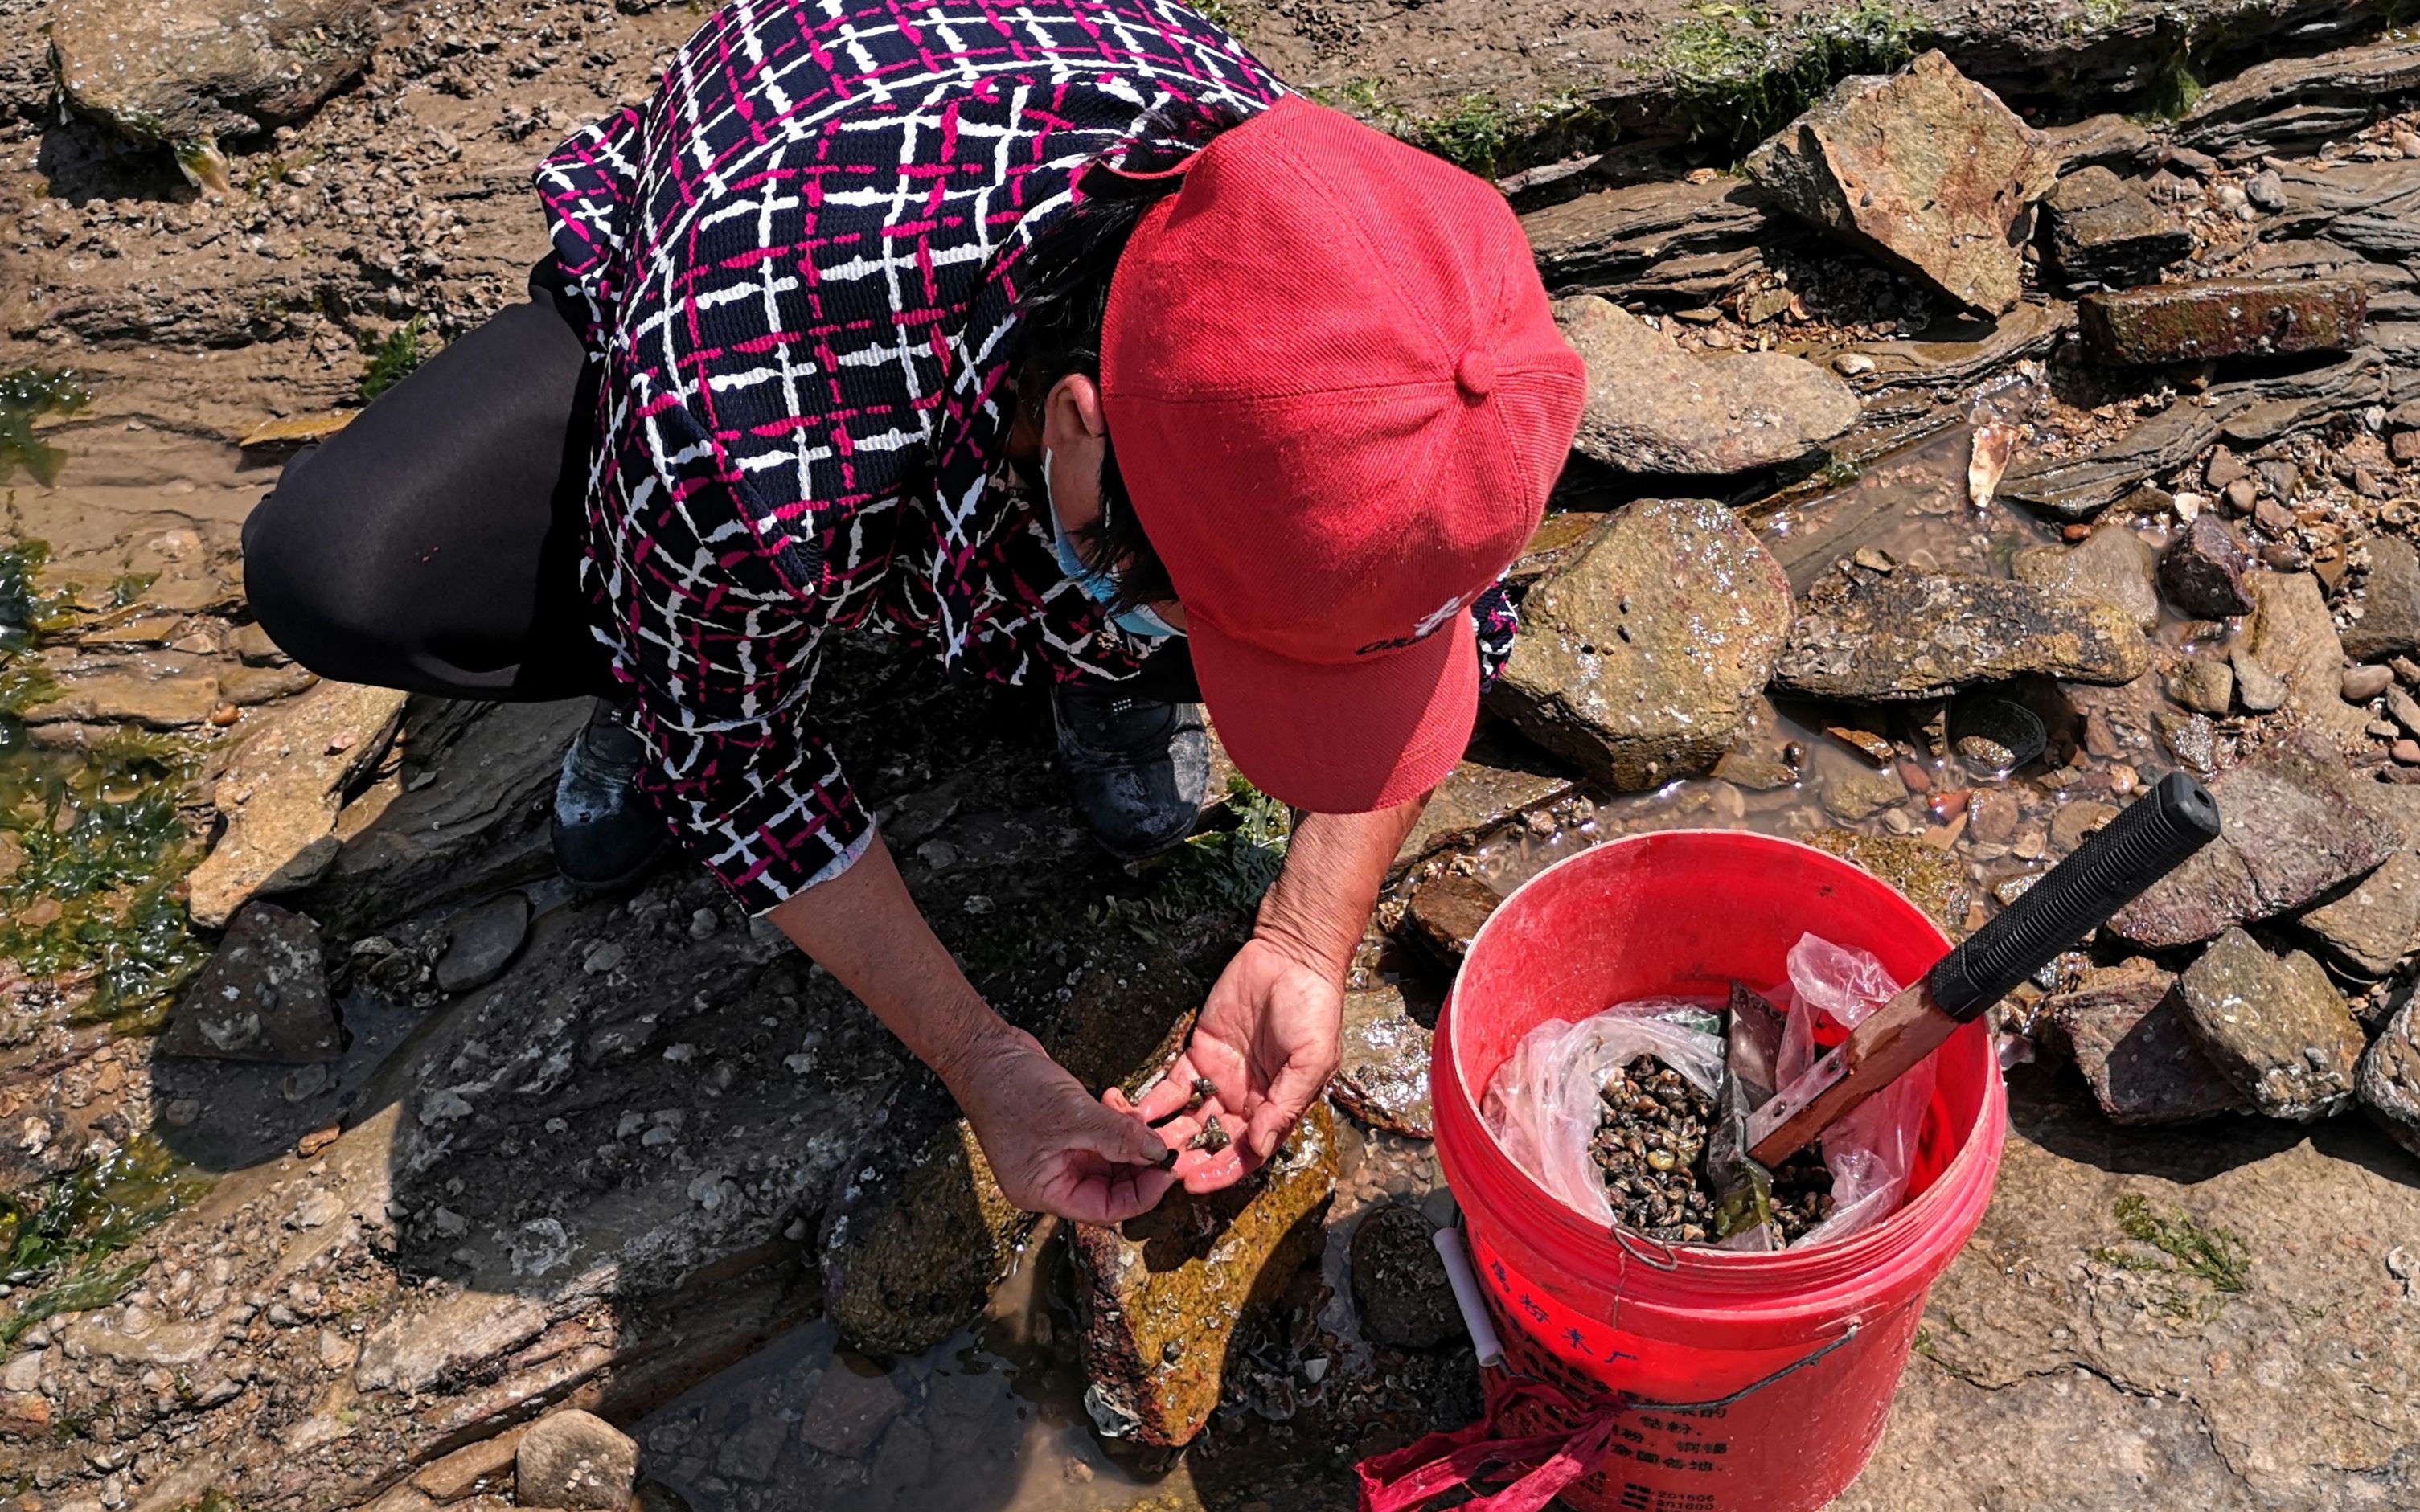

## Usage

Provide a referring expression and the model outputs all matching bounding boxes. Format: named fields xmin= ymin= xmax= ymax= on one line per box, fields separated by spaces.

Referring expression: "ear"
xmin=1040 ymin=372 xmax=1107 ymax=455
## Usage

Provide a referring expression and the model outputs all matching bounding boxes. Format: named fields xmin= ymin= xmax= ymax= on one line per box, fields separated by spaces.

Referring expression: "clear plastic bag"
xmin=1480 ymin=933 xmax=1928 ymax=1248
xmin=1481 ymin=998 xmax=1725 ymax=1230
xmin=1770 ymin=933 xmax=1932 ymax=1248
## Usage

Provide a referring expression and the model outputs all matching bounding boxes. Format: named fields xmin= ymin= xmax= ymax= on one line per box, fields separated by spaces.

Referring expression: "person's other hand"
xmin=955 ymin=1025 xmax=1178 ymax=1223
xmin=1134 ymin=936 xmax=1342 ymax=1192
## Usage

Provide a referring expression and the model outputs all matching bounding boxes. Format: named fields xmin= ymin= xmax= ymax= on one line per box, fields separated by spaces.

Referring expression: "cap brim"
xmin=1190 ymin=612 xmax=1478 ymax=813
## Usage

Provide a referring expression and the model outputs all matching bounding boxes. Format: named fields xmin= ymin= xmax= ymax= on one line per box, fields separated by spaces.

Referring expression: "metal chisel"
xmin=1746 ymin=770 xmax=2222 ymax=1168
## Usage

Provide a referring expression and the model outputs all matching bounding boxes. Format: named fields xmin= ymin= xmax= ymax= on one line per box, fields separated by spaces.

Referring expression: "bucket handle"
xmin=1608 ymin=1226 xmax=1682 ymax=1272
xmin=1354 ymin=1319 xmax=1862 ymax=1512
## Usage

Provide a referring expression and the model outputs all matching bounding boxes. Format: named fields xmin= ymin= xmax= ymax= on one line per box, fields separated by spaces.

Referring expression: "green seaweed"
xmin=1659 ymin=0 xmax=1922 ymax=155
xmin=2091 ymin=1193 xmax=2250 ymax=1320
xmin=0 ymin=1136 xmax=208 ymax=1348
xmin=0 ymin=369 xmax=92 ymax=489
xmin=359 ymin=317 xmax=428 ymax=402
xmin=1085 ymin=776 xmax=1292 ymax=943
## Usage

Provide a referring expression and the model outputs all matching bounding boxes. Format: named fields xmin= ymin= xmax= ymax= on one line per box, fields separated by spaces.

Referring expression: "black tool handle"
xmin=1927 ymin=772 xmax=2221 ymax=1022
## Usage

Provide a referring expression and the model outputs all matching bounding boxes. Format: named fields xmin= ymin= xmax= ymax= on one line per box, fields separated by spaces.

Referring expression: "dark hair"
xmin=1016 ymin=104 xmax=1246 ymax=613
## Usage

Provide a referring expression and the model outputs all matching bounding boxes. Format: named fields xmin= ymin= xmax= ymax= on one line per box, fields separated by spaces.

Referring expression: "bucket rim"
xmin=1434 ymin=826 xmax=2009 ymax=1306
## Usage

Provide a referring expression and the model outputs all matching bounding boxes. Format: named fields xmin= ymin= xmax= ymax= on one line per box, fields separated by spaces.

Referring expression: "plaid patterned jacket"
xmin=535 ymin=0 xmax=1516 ymax=912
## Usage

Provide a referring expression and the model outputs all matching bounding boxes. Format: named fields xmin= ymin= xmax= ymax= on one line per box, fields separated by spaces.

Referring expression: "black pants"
xmin=244 ymin=263 xmax=1199 ymax=707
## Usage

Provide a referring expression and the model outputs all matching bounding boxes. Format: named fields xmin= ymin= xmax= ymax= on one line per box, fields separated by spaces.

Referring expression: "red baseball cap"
xmin=1101 ymin=94 xmax=1585 ymax=813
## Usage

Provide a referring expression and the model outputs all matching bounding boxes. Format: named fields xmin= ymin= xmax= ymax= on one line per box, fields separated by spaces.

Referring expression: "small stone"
xmin=2079 ymin=278 xmax=2368 ymax=364
xmin=2012 ymin=524 xmax=2160 ymax=630
xmin=2344 ymin=537 xmax=2420 ymax=661
xmin=1820 ymin=756 xmax=1909 ymax=822
xmin=2344 ymin=666 xmax=2393 ymax=702
xmin=2205 ymin=446 xmax=2249 ymax=490
xmin=2222 ymin=477 xmax=2259 ymax=514
xmin=1330 ymin=985 xmax=1433 ymax=1139
xmin=2229 ymin=648 xmax=2287 ymax=712
xmin=158 ymin=903 xmax=342 ymax=1063
xmin=2157 ymin=514 xmax=2254 ymax=619
xmin=2398 ymin=740 xmax=2420 ymax=765
xmin=434 ymin=893 xmax=531 ymax=994
xmin=2049 ymin=800 xmax=2119 ymax=854
xmin=2175 ymin=928 xmax=2365 ymax=1121
xmin=1401 ymin=870 xmax=1500 ymax=965
xmin=1967 ymin=788 xmax=2018 ymax=844
xmin=1834 ymin=352 xmax=1877 ymax=376
xmin=2167 ymin=658 xmax=2233 ymax=716
xmin=207 ymin=703 xmax=241 ymax=727
xmin=582 ymin=940 xmax=626 ymax=975
xmin=2244 ymin=168 xmax=2288 ymax=212
xmin=1349 ymin=1207 xmax=1458 ymax=1350
xmin=1711 ymin=752 xmax=1799 ymax=791
xmin=2257 ymin=459 xmax=2303 ymax=503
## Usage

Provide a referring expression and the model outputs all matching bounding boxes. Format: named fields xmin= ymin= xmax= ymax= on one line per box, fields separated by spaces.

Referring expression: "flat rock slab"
xmin=158 ymin=901 xmax=341 ymax=1063
xmin=2080 ymin=278 xmax=2368 ymax=364
xmin=2176 ymin=928 xmax=2364 ymax=1121
xmin=51 ymin=0 xmax=378 ymax=177
xmin=1489 ymin=498 xmax=1794 ymax=789
xmin=1772 ymin=570 xmax=2150 ymax=700
xmin=1522 ymin=178 xmax=1777 ymax=305
xmin=1390 ymin=731 xmax=1576 ymax=876
xmin=186 ymin=679 xmax=409 ymax=928
xmin=2296 ymin=850 xmax=2420 ymax=979
xmin=2357 ymin=998 xmax=2420 ymax=1158
xmin=1073 ymin=1104 xmax=1336 ymax=1447
xmin=2246 ymin=571 xmax=2373 ymax=752
xmin=1331 ymin=984 xmax=1433 ymax=1139
xmin=1804 ymin=829 xmax=1971 ymax=936
xmin=1745 ymin=51 xmax=2057 ymax=315
xmin=2042 ymin=165 xmax=2193 ymax=288
xmin=2110 ymin=731 xmax=2402 ymax=949
xmin=2012 ymin=522 xmax=2160 ymax=630
xmin=21 ymin=668 xmax=224 ymax=728
xmin=1400 ymin=869 xmax=1502 ymax=964
xmin=1349 ymin=1205 xmax=1457 ymax=1350
xmin=2042 ymin=969 xmax=2252 ymax=1125
xmin=1553 ymin=296 xmax=1858 ymax=474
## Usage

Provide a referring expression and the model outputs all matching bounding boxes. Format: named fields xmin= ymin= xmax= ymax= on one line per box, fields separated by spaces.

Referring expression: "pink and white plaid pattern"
xmin=535 ymin=0 xmax=1283 ymax=910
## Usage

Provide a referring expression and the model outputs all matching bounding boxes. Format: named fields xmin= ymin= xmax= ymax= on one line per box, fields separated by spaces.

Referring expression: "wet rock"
xmin=1488 ymin=498 xmax=1793 ymax=789
xmin=2167 ymin=658 xmax=2234 ymax=716
xmin=2343 ymin=665 xmax=2393 ymax=702
xmin=217 ymin=662 xmax=319 ymax=706
xmin=2356 ymin=998 xmax=2420 ymax=1158
xmin=2041 ymin=969 xmax=2254 ymax=1125
xmin=1712 ymin=752 xmax=1799 ymax=790
xmin=1772 ymin=572 xmax=2150 ymax=701
xmin=2155 ymin=711 xmax=2219 ymax=775
xmin=2157 ymin=514 xmax=2254 ymax=619
xmin=2179 ymin=34 xmax=2420 ymax=158
xmin=158 ymin=902 xmax=341 ymax=1063
xmin=2247 ymin=572 xmax=2372 ymax=752
xmin=187 ymin=680 xmax=408 ymax=928
xmin=1331 ymin=985 xmax=1432 ymax=1139
xmin=1552 ymin=297 xmax=1857 ymax=474
xmin=1349 ymin=1206 xmax=1457 ymax=1350
xmin=2049 ymin=799 xmax=2119 ymax=853
xmin=1805 ymin=829 xmax=1971 ymax=935
xmin=2042 ymin=166 xmax=2192 ymax=288
xmin=515 ymin=1408 xmax=637 ymax=1510
xmin=2110 ymin=731 xmax=2402 ymax=949
xmin=800 ymin=1363 xmax=906 ymax=1458
xmin=1968 ymin=788 xmax=2018 ymax=844
xmin=226 ymin=621 xmax=289 ymax=666
xmin=822 ymin=952 xmax=1196 ymax=1355
xmin=1819 ymin=752 xmax=1909 ymax=822
xmin=49 ymin=0 xmax=378 ymax=189
xmin=1401 ymin=870 xmax=1501 ymax=965
xmin=2012 ymin=523 xmax=2160 ymax=630
xmin=435 ymin=893 xmax=532 ymax=995
xmin=2080 ymin=279 xmax=2368 ymax=365
xmin=1744 ymin=51 xmax=2056 ymax=315
xmin=2343 ymin=536 xmax=2420 ymax=662
xmin=2175 ymin=928 xmax=2363 ymax=1121
xmin=1392 ymin=731 xmax=1575 ymax=876
xmin=1073 ymin=1104 xmax=1336 ymax=1446
xmin=21 ymin=668 xmax=223 ymax=728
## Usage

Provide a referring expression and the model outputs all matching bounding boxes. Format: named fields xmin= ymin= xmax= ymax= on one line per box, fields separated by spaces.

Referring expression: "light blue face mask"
xmin=1044 ymin=449 xmax=1183 ymax=641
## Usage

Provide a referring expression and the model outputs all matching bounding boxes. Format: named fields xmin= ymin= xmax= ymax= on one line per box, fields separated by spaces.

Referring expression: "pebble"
xmin=2230 ymin=648 xmax=2287 ymax=712
xmin=2244 ymin=168 xmax=2288 ymax=212
xmin=582 ymin=940 xmax=626 ymax=975
xmin=1834 ymin=352 xmax=1877 ymax=376
xmin=207 ymin=703 xmax=241 ymax=727
xmin=2344 ymin=666 xmax=2394 ymax=702
xmin=2394 ymin=740 xmax=2420 ymax=764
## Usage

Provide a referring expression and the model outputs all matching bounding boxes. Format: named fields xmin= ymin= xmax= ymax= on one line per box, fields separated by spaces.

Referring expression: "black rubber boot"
xmin=552 ymin=700 xmax=668 ymax=891
xmin=1051 ymin=683 xmax=1211 ymax=861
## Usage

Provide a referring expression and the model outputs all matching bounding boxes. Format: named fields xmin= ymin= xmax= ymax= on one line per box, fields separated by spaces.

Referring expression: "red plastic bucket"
xmin=1427 ymin=830 xmax=2007 ymax=1512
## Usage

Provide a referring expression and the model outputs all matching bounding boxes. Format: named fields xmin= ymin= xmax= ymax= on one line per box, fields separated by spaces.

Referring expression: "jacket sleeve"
xmin=596 ymin=392 xmax=876 ymax=915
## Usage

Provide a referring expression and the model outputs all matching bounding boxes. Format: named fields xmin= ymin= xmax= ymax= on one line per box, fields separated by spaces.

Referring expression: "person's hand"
xmin=1134 ymin=935 xmax=1343 ymax=1193
xmin=951 ymin=1022 xmax=1179 ymax=1223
